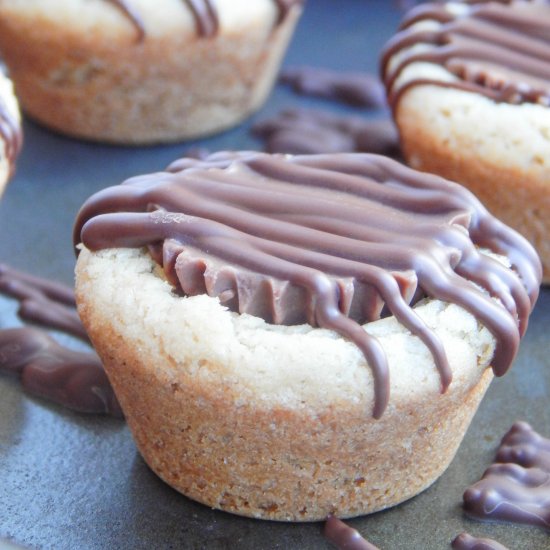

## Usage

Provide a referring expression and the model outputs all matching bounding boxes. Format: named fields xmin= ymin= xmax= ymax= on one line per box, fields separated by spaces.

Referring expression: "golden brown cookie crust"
xmin=75 ymin=247 xmax=496 ymax=520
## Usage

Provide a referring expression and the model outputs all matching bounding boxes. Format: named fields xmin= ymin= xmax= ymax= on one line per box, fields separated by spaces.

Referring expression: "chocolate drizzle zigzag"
xmin=381 ymin=0 xmax=550 ymax=110
xmin=74 ymin=152 xmax=541 ymax=418
xmin=463 ymin=421 xmax=550 ymax=530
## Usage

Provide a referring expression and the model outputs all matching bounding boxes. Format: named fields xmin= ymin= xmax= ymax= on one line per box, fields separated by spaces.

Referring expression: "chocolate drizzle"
xmin=104 ymin=0 xmax=301 ymax=40
xmin=381 ymin=0 xmax=550 ymax=110
xmin=0 ymin=327 xmax=122 ymax=417
xmin=184 ymin=0 xmax=218 ymax=37
xmin=463 ymin=421 xmax=550 ymax=529
xmin=323 ymin=515 xmax=379 ymax=550
xmin=280 ymin=67 xmax=387 ymax=108
xmin=452 ymin=532 xmax=509 ymax=550
xmin=0 ymin=264 xmax=88 ymax=341
xmin=252 ymin=108 xmax=400 ymax=157
xmin=105 ymin=0 xmax=146 ymax=41
xmin=74 ymin=152 xmax=540 ymax=418
xmin=0 ymin=264 xmax=122 ymax=417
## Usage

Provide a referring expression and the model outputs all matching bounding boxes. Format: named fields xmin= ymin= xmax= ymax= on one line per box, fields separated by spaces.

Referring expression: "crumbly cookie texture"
xmin=382 ymin=1 xmax=550 ymax=282
xmin=0 ymin=0 xmax=301 ymax=144
xmin=76 ymin=246 xmax=496 ymax=520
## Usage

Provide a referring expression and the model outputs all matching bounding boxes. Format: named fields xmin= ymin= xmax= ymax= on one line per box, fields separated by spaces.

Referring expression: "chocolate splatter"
xmin=280 ymin=67 xmax=387 ymax=109
xmin=452 ymin=532 xmax=509 ymax=550
xmin=0 ymin=328 xmax=122 ymax=417
xmin=0 ymin=263 xmax=88 ymax=342
xmin=252 ymin=108 xmax=400 ymax=158
xmin=0 ymin=264 xmax=121 ymax=417
xmin=323 ymin=515 xmax=379 ymax=550
xmin=463 ymin=421 xmax=550 ymax=529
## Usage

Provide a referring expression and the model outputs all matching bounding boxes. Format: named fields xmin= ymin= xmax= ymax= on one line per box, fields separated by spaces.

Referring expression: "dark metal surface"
xmin=0 ymin=1 xmax=548 ymax=548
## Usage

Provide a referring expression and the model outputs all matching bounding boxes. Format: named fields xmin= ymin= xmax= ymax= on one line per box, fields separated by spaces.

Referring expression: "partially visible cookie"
xmin=0 ymin=0 xmax=302 ymax=144
xmin=381 ymin=0 xmax=550 ymax=282
xmin=0 ymin=67 xmax=21 ymax=195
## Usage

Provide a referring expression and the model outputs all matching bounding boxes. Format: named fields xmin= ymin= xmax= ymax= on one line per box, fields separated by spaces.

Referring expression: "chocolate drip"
xmin=0 ymin=263 xmax=88 ymax=341
xmin=280 ymin=67 xmax=387 ymax=108
xmin=273 ymin=0 xmax=300 ymax=24
xmin=463 ymin=422 xmax=550 ymax=529
xmin=452 ymin=532 xmax=509 ymax=550
xmin=104 ymin=0 xmax=302 ymax=40
xmin=252 ymin=108 xmax=400 ymax=158
xmin=0 ymin=93 xmax=22 ymax=177
xmin=0 ymin=327 xmax=122 ymax=417
xmin=323 ymin=515 xmax=379 ymax=550
xmin=184 ymin=0 xmax=218 ymax=37
xmin=74 ymin=152 xmax=540 ymax=418
xmin=105 ymin=0 xmax=146 ymax=41
xmin=381 ymin=0 xmax=550 ymax=110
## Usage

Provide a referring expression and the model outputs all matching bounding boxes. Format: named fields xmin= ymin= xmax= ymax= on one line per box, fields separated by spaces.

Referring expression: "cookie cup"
xmin=0 ymin=0 xmax=301 ymax=144
xmin=75 ymin=246 xmax=496 ymax=521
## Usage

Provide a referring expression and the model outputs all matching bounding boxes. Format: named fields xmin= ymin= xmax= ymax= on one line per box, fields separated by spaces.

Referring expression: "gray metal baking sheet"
xmin=1 ymin=1 xmax=548 ymax=548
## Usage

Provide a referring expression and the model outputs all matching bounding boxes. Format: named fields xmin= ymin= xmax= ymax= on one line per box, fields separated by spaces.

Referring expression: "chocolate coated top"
xmin=452 ymin=532 xmax=509 ymax=550
xmin=463 ymin=421 xmax=550 ymax=529
xmin=381 ymin=0 xmax=550 ymax=110
xmin=106 ymin=0 xmax=302 ymax=40
xmin=323 ymin=515 xmax=379 ymax=550
xmin=74 ymin=152 xmax=540 ymax=418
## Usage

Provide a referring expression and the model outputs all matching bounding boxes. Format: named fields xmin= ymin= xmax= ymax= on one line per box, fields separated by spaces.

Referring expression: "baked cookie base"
xmin=76 ymin=247 xmax=495 ymax=521
xmin=0 ymin=2 xmax=300 ymax=144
